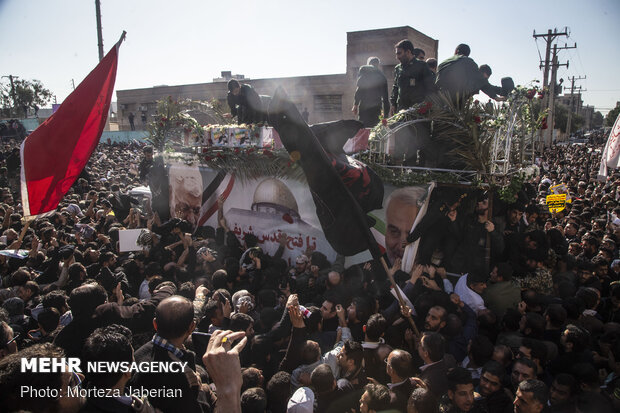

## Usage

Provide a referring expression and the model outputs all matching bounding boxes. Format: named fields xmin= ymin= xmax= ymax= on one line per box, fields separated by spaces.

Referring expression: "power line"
xmin=533 ymin=28 xmax=573 ymax=147
xmin=564 ymin=75 xmax=586 ymax=136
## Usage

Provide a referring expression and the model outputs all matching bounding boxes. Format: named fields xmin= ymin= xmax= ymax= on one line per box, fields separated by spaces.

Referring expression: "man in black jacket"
xmin=390 ymin=39 xmax=436 ymax=114
xmin=385 ymin=349 xmax=414 ymax=412
xmin=436 ymin=44 xmax=508 ymax=104
xmin=352 ymin=57 xmax=390 ymax=127
xmin=227 ymin=79 xmax=264 ymax=124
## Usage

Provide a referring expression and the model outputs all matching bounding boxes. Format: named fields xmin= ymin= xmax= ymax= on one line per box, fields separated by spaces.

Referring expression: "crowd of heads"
xmin=0 ymin=135 xmax=618 ymax=413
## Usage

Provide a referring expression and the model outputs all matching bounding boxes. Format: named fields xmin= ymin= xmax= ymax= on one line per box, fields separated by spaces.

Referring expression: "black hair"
xmin=447 ymin=367 xmax=473 ymax=391
xmin=148 ymin=276 xmax=164 ymax=293
xmin=553 ymin=373 xmax=577 ymax=394
xmin=212 ymin=269 xmax=228 ymax=290
xmin=518 ymin=379 xmax=549 ymax=406
xmin=408 ymin=387 xmax=438 ymax=413
xmin=343 ymin=340 xmax=364 ymax=367
xmin=352 ymin=296 xmax=373 ymax=324
xmin=563 ymin=324 xmax=589 ymax=353
xmin=364 ymin=383 xmax=392 ymax=411
xmin=365 ymin=313 xmax=387 ymax=341
xmin=455 ymin=43 xmax=471 ymax=56
xmin=178 ymin=281 xmax=196 ymax=301
xmin=144 ymin=262 xmax=161 ymax=277
xmin=310 ymin=251 xmax=330 ymax=270
xmin=69 ymin=283 xmax=107 ymax=319
xmin=421 ymin=332 xmax=445 ymax=362
xmin=41 ymin=290 xmax=68 ymax=313
xmin=241 ymin=387 xmax=267 ymax=413
xmin=388 ymin=349 xmax=413 ymax=378
xmin=227 ymin=79 xmax=240 ymax=92
xmin=37 ymin=307 xmax=60 ymax=333
xmin=481 ymin=360 xmax=505 ymax=381
xmin=395 ymin=39 xmax=414 ymax=53
xmin=230 ymin=313 xmax=253 ymax=332
xmin=576 ymin=287 xmax=598 ymax=310
xmin=310 ymin=363 xmax=335 ymax=394
xmin=496 ymin=262 xmax=513 ymax=281
xmin=301 ymin=340 xmax=321 ymax=365
xmin=521 ymin=338 xmax=547 ymax=365
xmin=83 ymin=325 xmax=133 ymax=388
xmin=0 ymin=343 xmax=66 ymax=412
xmin=479 ymin=64 xmax=492 ymax=77
xmin=523 ymin=312 xmax=545 ymax=338
xmin=266 ymin=371 xmax=291 ymax=413
xmin=241 ymin=367 xmax=263 ymax=393
xmin=202 ymin=299 xmax=220 ymax=321
xmin=99 ymin=251 xmax=116 ymax=266
xmin=514 ymin=356 xmax=537 ymax=374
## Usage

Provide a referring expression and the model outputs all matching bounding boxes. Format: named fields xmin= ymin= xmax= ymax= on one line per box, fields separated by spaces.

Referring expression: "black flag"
xmin=268 ymin=87 xmax=383 ymax=258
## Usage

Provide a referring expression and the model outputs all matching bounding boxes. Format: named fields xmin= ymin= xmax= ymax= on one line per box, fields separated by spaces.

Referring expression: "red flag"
xmin=20 ymin=34 xmax=124 ymax=217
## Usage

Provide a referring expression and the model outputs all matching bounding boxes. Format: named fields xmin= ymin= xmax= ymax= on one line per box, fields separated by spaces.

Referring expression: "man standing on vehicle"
xmin=352 ymin=57 xmax=390 ymax=127
xmin=390 ymin=39 xmax=435 ymax=115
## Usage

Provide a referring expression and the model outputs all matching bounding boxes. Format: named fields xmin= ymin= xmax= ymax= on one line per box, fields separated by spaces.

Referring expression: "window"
xmin=313 ymin=95 xmax=342 ymax=112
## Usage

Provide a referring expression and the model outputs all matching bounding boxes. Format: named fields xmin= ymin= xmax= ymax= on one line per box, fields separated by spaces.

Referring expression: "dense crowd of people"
xmin=0 ymin=133 xmax=618 ymax=413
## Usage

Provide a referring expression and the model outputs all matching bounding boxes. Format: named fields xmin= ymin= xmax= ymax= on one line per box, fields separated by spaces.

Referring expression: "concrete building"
xmin=116 ymin=26 xmax=438 ymax=131
xmin=556 ymin=93 xmax=595 ymax=131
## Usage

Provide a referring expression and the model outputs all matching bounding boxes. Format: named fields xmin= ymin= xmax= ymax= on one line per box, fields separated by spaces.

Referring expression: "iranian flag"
xmin=20 ymin=33 xmax=125 ymax=218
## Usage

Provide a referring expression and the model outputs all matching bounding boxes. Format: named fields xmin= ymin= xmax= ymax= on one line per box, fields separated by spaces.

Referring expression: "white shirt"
xmin=138 ymin=279 xmax=151 ymax=300
xmin=454 ymin=274 xmax=486 ymax=314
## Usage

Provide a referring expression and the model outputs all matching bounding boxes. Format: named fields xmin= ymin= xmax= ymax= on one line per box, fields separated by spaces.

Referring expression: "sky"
xmin=1 ymin=0 xmax=619 ymax=115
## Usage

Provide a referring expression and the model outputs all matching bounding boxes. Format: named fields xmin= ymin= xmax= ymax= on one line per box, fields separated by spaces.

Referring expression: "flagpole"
xmin=13 ymin=219 xmax=33 ymax=253
xmin=380 ymin=257 xmax=420 ymax=336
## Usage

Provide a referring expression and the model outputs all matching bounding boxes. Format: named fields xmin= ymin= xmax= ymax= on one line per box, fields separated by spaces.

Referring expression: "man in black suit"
xmin=352 ymin=57 xmax=390 ymax=127
xmin=386 ymin=349 xmax=414 ymax=412
xmin=417 ymin=331 xmax=454 ymax=397
xmin=227 ymin=79 xmax=264 ymax=124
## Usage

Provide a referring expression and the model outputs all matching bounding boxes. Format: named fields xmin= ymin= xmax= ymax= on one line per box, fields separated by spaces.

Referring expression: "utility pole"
xmin=565 ymin=75 xmax=586 ymax=138
xmin=534 ymin=28 xmax=569 ymax=101
xmin=546 ymin=44 xmax=571 ymax=146
xmin=533 ymin=28 xmax=570 ymax=150
xmin=95 ymin=0 xmax=104 ymax=61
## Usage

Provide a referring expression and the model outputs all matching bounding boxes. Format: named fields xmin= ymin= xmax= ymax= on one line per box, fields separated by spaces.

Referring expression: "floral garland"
xmin=366 ymin=86 xmax=546 ymax=196
xmin=164 ymin=146 xmax=306 ymax=183
xmin=146 ymin=96 xmax=206 ymax=151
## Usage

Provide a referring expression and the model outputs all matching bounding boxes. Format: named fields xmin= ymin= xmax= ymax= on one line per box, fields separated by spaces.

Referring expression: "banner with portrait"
xmin=168 ymin=162 xmax=337 ymax=265
xmin=168 ymin=161 xmax=486 ymax=271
